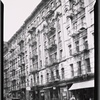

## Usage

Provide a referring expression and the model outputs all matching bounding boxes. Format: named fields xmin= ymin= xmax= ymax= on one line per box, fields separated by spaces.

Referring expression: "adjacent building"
xmin=3 ymin=0 xmax=95 ymax=100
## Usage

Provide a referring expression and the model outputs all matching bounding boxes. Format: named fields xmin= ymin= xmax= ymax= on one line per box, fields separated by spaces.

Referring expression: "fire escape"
xmin=65 ymin=0 xmax=86 ymax=36
xmin=17 ymin=35 xmax=26 ymax=96
xmin=28 ymin=25 xmax=39 ymax=90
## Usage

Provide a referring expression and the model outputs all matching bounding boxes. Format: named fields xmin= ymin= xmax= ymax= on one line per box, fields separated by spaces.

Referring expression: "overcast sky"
xmin=2 ymin=0 xmax=41 ymax=41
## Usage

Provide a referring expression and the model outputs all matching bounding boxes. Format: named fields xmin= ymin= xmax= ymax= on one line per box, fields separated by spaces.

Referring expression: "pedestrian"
xmin=70 ymin=95 xmax=76 ymax=100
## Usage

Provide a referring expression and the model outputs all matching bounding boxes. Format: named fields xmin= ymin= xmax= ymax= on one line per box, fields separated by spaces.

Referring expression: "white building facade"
xmin=3 ymin=0 xmax=95 ymax=100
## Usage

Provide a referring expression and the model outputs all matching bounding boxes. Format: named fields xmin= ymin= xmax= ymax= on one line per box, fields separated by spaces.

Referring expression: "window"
xmin=37 ymin=76 xmax=39 ymax=84
xmin=90 ymin=11 xmax=94 ymax=25
xmin=27 ymin=79 xmax=29 ymax=86
xmin=85 ymin=58 xmax=91 ymax=72
xmin=68 ymin=45 xmax=72 ymax=56
xmin=61 ymin=68 xmax=64 ymax=79
xmin=44 ymin=41 xmax=47 ymax=49
xmin=51 ymin=2 xmax=54 ymax=8
xmin=53 ymin=34 xmax=55 ymax=39
xmin=83 ymin=36 xmax=87 ymax=42
xmin=77 ymin=61 xmax=82 ymax=75
xmin=12 ymin=70 xmax=15 ymax=76
xmin=46 ymin=6 xmax=49 ymax=12
xmin=56 ymin=70 xmax=59 ymax=79
xmin=58 ymin=32 xmax=61 ymax=42
xmin=42 ymin=11 xmax=45 ymax=16
xmin=83 ymin=36 xmax=88 ymax=49
xmin=31 ymin=78 xmax=32 ymax=86
xmin=81 ymin=16 xmax=85 ymax=24
xmin=45 ymin=57 xmax=48 ymax=65
xmin=54 ymin=52 xmax=57 ymax=60
xmin=39 ymin=50 xmax=41 ymax=59
xmin=70 ymin=64 xmax=74 ymax=76
xmin=37 ymin=17 xmax=40 ymax=22
xmin=73 ymin=22 xmax=77 ymax=30
xmin=47 ymin=73 xmax=49 ymax=82
xmin=84 ymin=41 xmax=88 ymax=49
xmin=34 ymin=20 xmax=36 ymax=24
xmin=44 ymin=34 xmax=46 ymax=40
xmin=60 ymin=50 xmax=63 ymax=59
xmin=49 ymin=37 xmax=54 ymax=45
xmin=51 ymin=71 xmax=54 ymax=80
xmin=40 ymin=60 xmax=42 ymax=68
xmin=34 ymin=76 xmax=36 ymax=84
xmin=75 ymin=41 xmax=79 ymax=52
xmin=67 ymin=26 xmax=70 ymax=35
xmin=41 ymin=75 xmax=43 ymax=84
xmin=57 ymin=19 xmax=61 ymax=32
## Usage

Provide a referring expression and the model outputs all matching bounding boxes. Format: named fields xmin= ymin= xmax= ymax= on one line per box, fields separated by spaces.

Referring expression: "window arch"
xmin=61 ymin=68 xmax=65 ymax=79
xmin=56 ymin=69 xmax=59 ymax=79
xmin=41 ymin=75 xmax=43 ymax=84
xmin=47 ymin=73 xmax=49 ymax=82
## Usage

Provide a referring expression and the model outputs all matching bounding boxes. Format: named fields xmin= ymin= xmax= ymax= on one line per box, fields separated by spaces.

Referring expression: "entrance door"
xmin=44 ymin=90 xmax=51 ymax=100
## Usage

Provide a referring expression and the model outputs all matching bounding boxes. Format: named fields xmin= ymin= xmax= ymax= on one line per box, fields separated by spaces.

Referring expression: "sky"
xmin=2 ymin=0 xmax=41 ymax=42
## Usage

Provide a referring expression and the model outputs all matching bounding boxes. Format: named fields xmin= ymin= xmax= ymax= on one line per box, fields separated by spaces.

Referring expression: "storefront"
xmin=43 ymin=86 xmax=53 ymax=100
xmin=39 ymin=82 xmax=72 ymax=100
xmin=43 ymin=86 xmax=60 ymax=100
xmin=30 ymin=86 xmax=40 ymax=100
xmin=40 ymin=90 xmax=45 ymax=100
xmin=69 ymin=79 xmax=94 ymax=100
xmin=17 ymin=88 xmax=26 ymax=100
xmin=59 ymin=86 xmax=70 ymax=100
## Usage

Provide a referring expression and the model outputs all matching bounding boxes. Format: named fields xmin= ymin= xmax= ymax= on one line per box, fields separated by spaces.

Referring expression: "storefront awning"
xmin=69 ymin=80 xmax=94 ymax=90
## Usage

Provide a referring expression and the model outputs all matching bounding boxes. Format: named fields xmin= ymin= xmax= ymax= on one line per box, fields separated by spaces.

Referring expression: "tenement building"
xmin=3 ymin=0 xmax=95 ymax=100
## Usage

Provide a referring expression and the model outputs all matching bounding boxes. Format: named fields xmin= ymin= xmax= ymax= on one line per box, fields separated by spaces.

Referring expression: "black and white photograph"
xmin=2 ymin=0 xmax=96 ymax=100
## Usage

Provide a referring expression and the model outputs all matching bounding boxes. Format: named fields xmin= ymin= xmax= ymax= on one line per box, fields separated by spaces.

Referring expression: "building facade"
xmin=3 ymin=0 xmax=95 ymax=100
